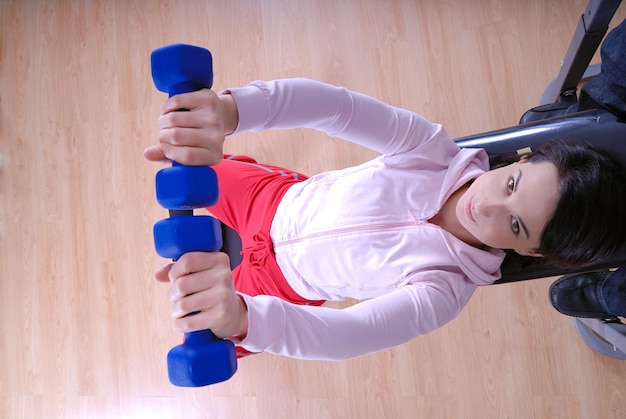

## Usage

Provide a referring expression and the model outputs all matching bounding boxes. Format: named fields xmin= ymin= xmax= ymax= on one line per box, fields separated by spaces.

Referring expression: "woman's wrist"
xmin=218 ymin=92 xmax=239 ymax=135
xmin=227 ymin=294 xmax=249 ymax=344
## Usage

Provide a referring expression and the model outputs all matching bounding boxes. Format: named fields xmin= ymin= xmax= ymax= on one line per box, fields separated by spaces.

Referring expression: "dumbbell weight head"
xmin=154 ymin=215 xmax=223 ymax=260
xmin=168 ymin=330 xmax=238 ymax=387
xmin=151 ymin=44 xmax=213 ymax=96
xmin=156 ymin=164 xmax=219 ymax=210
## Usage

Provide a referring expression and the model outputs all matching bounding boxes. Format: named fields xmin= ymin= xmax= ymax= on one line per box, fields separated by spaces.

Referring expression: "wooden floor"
xmin=2 ymin=0 xmax=626 ymax=418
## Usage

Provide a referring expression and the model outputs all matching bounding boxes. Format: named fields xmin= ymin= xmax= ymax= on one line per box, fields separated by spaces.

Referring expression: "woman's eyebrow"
xmin=514 ymin=169 xmax=530 ymax=239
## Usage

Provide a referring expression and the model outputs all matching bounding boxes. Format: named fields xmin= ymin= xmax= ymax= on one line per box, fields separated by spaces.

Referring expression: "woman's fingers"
xmin=155 ymin=90 xmax=225 ymax=166
xmin=154 ymin=263 xmax=174 ymax=282
xmin=168 ymin=252 xmax=230 ymax=281
xmin=156 ymin=136 xmax=222 ymax=166
xmin=154 ymin=252 xmax=246 ymax=338
xmin=160 ymin=89 xmax=214 ymax=114
xmin=143 ymin=145 xmax=168 ymax=163
xmin=167 ymin=253 xmax=233 ymax=306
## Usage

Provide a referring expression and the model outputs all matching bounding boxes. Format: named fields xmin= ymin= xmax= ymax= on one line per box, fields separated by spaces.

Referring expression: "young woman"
xmin=144 ymin=78 xmax=626 ymax=360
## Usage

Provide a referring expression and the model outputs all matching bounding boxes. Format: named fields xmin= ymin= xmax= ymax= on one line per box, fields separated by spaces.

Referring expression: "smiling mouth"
xmin=466 ymin=197 xmax=476 ymax=223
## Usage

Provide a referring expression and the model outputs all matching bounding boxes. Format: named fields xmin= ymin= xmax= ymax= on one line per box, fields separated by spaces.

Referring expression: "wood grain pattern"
xmin=1 ymin=0 xmax=625 ymax=418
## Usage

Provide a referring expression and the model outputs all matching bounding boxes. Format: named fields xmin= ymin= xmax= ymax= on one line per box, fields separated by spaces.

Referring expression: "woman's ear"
xmin=515 ymin=249 xmax=543 ymax=258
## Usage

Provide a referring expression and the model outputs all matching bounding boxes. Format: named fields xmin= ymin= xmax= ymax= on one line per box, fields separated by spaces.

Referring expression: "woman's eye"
xmin=507 ymin=177 xmax=515 ymax=194
xmin=511 ymin=218 xmax=520 ymax=235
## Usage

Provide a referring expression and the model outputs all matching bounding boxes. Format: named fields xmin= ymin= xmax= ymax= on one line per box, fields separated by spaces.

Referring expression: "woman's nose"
xmin=475 ymin=198 xmax=504 ymax=217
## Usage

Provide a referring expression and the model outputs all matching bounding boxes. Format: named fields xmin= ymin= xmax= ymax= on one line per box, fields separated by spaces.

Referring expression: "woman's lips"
xmin=466 ymin=197 xmax=476 ymax=223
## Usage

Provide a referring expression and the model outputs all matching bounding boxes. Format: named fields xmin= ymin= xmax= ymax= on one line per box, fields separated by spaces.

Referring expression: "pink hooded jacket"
xmin=225 ymin=79 xmax=505 ymax=360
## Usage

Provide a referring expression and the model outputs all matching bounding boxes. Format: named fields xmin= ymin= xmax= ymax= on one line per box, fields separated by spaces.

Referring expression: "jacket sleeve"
xmin=237 ymin=275 xmax=476 ymax=361
xmin=224 ymin=78 xmax=445 ymax=158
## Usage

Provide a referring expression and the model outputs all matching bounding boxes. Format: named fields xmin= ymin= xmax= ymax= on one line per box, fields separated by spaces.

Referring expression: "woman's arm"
xmin=144 ymin=78 xmax=445 ymax=166
xmin=157 ymin=252 xmax=472 ymax=361
xmin=155 ymin=252 xmax=468 ymax=360
xmin=237 ymin=277 xmax=469 ymax=361
xmin=225 ymin=78 xmax=444 ymax=158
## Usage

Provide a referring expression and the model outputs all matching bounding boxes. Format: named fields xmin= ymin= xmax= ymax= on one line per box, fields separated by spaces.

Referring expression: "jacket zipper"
xmin=273 ymin=220 xmax=423 ymax=248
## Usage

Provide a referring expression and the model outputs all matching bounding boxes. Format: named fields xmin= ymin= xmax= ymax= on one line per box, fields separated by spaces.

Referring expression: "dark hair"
xmin=523 ymin=139 xmax=626 ymax=268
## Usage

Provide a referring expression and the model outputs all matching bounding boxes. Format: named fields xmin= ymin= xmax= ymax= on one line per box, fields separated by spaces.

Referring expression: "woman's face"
xmin=455 ymin=160 xmax=560 ymax=255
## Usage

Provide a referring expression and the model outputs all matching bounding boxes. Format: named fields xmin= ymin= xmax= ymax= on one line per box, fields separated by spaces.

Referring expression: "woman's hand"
xmin=154 ymin=252 xmax=248 ymax=343
xmin=143 ymin=89 xmax=239 ymax=166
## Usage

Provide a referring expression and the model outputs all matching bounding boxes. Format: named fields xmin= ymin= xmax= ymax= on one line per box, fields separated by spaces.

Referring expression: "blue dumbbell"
xmin=151 ymin=43 xmax=237 ymax=387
